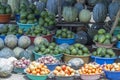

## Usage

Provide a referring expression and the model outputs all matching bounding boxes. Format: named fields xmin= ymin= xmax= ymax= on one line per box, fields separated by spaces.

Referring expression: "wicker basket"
xmin=63 ymin=54 xmax=90 ymax=63
xmin=95 ymin=42 xmax=114 ymax=48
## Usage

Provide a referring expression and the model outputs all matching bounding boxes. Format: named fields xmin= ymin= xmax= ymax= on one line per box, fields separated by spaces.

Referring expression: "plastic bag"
xmin=0 ymin=47 xmax=15 ymax=58
xmin=0 ymin=57 xmax=17 ymax=77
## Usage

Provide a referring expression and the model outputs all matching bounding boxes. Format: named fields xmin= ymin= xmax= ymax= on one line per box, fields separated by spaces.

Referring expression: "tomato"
xmin=62 ymin=65 xmax=66 ymax=71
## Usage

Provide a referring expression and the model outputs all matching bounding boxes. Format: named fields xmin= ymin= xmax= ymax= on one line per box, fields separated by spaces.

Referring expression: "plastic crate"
xmin=91 ymin=56 xmax=117 ymax=65
xmin=104 ymin=70 xmax=120 ymax=80
xmin=54 ymin=36 xmax=75 ymax=45
xmin=17 ymin=22 xmax=37 ymax=31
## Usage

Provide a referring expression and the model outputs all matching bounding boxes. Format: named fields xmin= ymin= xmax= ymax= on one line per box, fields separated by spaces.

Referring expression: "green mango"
xmin=67 ymin=34 xmax=72 ymax=38
xmin=71 ymin=49 xmax=77 ymax=55
xmin=107 ymin=49 xmax=115 ymax=56
xmin=27 ymin=20 xmax=34 ymax=24
xmin=78 ymin=50 xmax=82 ymax=55
xmin=101 ymin=48 xmax=106 ymax=57
xmin=0 ymin=8 xmax=5 ymax=14
xmin=105 ymin=33 xmax=112 ymax=39
xmin=98 ymin=29 xmax=106 ymax=34
xmin=20 ymin=19 xmax=27 ymax=24
xmin=93 ymin=35 xmax=98 ymax=42
xmin=34 ymin=46 xmax=39 ymax=52
xmin=83 ymin=53 xmax=89 ymax=56
xmin=98 ymin=34 xmax=106 ymax=43
xmin=105 ymin=54 xmax=111 ymax=58
xmin=74 ymin=43 xmax=81 ymax=48
xmin=61 ymin=32 xmax=67 ymax=38
xmin=65 ymin=49 xmax=71 ymax=54
xmin=41 ymin=11 xmax=48 ymax=18
xmin=93 ymin=51 xmax=97 ymax=56
xmin=97 ymin=47 xmax=103 ymax=55
xmin=103 ymin=39 xmax=111 ymax=45
xmin=62 ymin=28 xmax=67 ymax=32
xmin=27 ymin=14 xmax=34 ymax=20
xmin=69 ymin=45 xmax=74 ymax=51
xmin=6 ymin=5 xmax=12 ymax=14
xmin=20 ymin=12 xmax=28 ymax=19
xmin=82 ymin=47 xmax=89 ymax=53
xmin=117 ymin=34 xmax=120 ymax=40
xmin=34 ymin=9 xmax=40 ymax=15
xmin=111 ymin=36 xmax=117 ymax=43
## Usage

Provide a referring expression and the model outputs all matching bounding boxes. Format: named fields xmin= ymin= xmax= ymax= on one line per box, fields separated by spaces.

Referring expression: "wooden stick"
xmin=110 ymin=9 xmax=120 ymax=34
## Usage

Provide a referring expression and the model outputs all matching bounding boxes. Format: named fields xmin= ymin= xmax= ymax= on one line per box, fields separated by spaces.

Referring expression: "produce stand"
xmin=0 ymin=0 xmax=120 ymax=80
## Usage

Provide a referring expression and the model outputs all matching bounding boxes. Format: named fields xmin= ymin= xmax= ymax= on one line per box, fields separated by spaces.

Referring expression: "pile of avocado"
xmin=64 ymin=43 xmax=90 ymax=56
xmin=93 ymin=29 xmax=117 ymax=44
xmin=0 ymin=24 xmax=23 ymax=36
xmin=25 ymin=25 xmax=50 ymax=36
xmin=39 ymin=11 xmax=56 ymax=27
xmin=55 ymin=28 xmax=75 ymax=38
xmin=92 ymin=47 xmax=116 ymax=58
xmin=0 ymin=2 xmax=12 ymax=14
xmin=34 ymin=42 xmax=63 ymax=55
xmin=15 ymin=3 xmax=39 ymax=24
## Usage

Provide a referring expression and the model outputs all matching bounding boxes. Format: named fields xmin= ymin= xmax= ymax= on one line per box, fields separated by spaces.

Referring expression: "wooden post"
xmin=58 ymin=0 xmax=62 ymax=22
xmin=110 ymin=9 xmax=120 ymax=34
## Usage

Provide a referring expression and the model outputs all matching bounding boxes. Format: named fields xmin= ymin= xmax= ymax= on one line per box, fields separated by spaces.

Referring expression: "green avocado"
xmin=103 ymin=39 xmax=111 ymax=45
xmin=93 ymin=35 xmax=98 ymax=42
xmin=78 ymin=50 xmax=82 ymax=55
xmin=105 ymin=33 xmax=112 ymax=39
